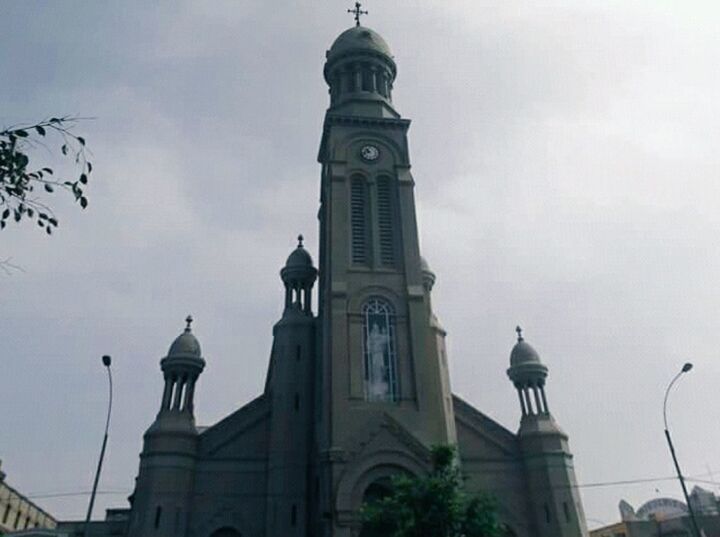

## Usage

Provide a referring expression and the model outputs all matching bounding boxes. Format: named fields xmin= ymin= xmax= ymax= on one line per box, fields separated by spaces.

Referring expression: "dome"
xmin=510 ymin=333 xmax=542 ymax=367
xmin=285 ymin=239 xmax=314 ymax=268
xmin=327 ymin=26 xmax=392 ymax=62
xmin=166 ymin=316 xmax=202 ymax=360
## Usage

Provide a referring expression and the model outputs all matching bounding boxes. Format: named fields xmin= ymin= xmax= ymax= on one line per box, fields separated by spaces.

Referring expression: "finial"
xmin=348 ymin=1 xmax=368 ymax=27
xmin=297 ymin=234 xmax=304 ymax=248
xmin=185 ymin=315 xmax=193 ymax=332
xmin=516 ymin=325 xmax=523 ymax=342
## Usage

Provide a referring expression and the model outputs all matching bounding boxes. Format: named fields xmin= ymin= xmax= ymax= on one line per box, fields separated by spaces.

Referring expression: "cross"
xmin=515 ymin=325 xmax=523 ymax=341
xmin=185 ymin=315 xmax=194 ymax=331
xmin=348 ymin=2 xmax=368 ymax=27
xmin=297 ymin=234 xmax=304 ymax=248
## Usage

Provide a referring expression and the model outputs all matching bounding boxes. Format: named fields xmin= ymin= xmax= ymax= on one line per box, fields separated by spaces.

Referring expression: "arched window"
xmin=362 ymin=298 xmax=398 ymax=401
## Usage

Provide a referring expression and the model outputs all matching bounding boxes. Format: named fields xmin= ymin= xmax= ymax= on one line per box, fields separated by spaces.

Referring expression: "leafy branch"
xmin=0 ymin=116 xmax=93 ymax=234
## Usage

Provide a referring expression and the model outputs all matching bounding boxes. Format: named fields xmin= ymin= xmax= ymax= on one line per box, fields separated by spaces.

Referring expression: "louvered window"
xmin=350 ymin=178 xmax=369 ymax=264
xmin=376 ymin=177 xmax=396 ymax=266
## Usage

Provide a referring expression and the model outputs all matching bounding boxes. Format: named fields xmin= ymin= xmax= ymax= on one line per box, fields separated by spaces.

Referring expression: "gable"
xmin=452 ymin=394 xmax=519 ymax=460
xmin=197 ymin=394 xmax=269 ymax=458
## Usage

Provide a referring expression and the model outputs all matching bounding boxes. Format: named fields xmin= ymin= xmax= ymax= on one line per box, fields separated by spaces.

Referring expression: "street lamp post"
xmin=83 ymin=355 xmax=113 ymax=537
xmin=663 ymin=362 xmax=701 ymax=537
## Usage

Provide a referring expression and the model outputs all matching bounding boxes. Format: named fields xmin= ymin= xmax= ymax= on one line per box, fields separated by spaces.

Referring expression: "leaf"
xmin=0 ymin=220 xmax=5 ymax=229
xmin=36 ymin=125 xmax=46 ymax=136
xmin=77 ymin=136 xmax=85 ymax=146
xmin=15 ymin=129 xmax=28 ymax=138
xmin=38 ymin=212 xmax=48 ymax=220
xmin=2 ymin=209 xmax=9 ymax=220
xmin=80 ymin=196 xmax=88 ymax=209
xmin=79 ymin=173 xmax=87 ymax=184
xmin=49 ymin=117 xmax=61 ymax=123
xmin=42 ymin=167 xmax=53 ymax=174
xmin=44 ymin=184 xmax=54 ymax=193
xmin=46 ymin=226 xmax=52 ymax=235
xmin=27 ymin=208 xmax=34 ymax=217
xmin=48 ymin=217 xmax=58 ymax=226
xmin=87 ymin=162 xmax=92 ymax=173
xmin=61 ymin=144 xmax=68 ymax=155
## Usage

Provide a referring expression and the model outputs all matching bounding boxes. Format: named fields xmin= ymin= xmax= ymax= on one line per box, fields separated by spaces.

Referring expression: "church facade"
xmin=124 ymin=23 xmax=589 ymax=537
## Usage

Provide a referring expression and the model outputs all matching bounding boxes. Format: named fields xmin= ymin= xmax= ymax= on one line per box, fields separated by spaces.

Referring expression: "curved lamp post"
xmin=84 ymin=355 xmax=113 ymax=537
xmin=663 ymin=362 xmax=701 ymax=537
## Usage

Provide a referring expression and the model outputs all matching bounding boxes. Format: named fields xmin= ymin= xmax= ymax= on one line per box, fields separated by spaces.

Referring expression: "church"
xmin=120 ymin=15 xmax=589 ymax=537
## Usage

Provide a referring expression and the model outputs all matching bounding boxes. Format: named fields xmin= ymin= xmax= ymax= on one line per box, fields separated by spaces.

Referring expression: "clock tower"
xmin=314 ymin=23 xmax=456 ymax=536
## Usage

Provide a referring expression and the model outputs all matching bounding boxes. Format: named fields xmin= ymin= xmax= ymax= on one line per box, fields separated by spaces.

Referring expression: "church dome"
xmin=281 ymin=235 xmax=317 ymax=287
xmin=510 ymin=339 xmax=541 ymax=367
xmin=285 ymin=241 xmax=314 ymax=269
xmin=327 ymin=26 xmax=392 ymax=62
xmin=167 ymin=317 xmax=202 ymax=360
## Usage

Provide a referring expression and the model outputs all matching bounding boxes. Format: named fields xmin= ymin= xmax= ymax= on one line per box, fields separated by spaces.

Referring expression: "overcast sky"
xmin=2 ymin=0 xmax=720 ymax=529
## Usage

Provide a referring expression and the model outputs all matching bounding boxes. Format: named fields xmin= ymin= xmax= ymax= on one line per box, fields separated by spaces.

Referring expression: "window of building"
xmin=563 ymin=501 xmax=571 ymax=522
xmin=350 ymin=177 xmax=370 ymax=264
xmin=544 ymin=503 xmax=551 ymax=524
xmin=154 ymin=506 xmax=162 ymax=530
xmin=362 ymin=298 xmax=398 ymax=401
xmin=376 ymin=176 xmax=396 ymax=267
xmin=291 ymin=504 xmax=297 ymax=527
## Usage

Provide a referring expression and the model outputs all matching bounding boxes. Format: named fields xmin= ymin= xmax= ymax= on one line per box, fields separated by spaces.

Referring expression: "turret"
xmin=128 ymin=318 xmax=205 ymax=537
xmin=507 ymin=328 xmax=588 ymax=537
xmin=323 ymin=25 xmax=399 ymax=118
xmin=265 ymin=236 xmax=318 ymax=536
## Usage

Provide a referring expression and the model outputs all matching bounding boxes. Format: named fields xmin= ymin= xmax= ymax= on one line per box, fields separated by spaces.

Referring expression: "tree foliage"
xmin=361 ymin=445 xmax=504 ymax=537
xmin=0 ymin=116 xmax=92 ymax=235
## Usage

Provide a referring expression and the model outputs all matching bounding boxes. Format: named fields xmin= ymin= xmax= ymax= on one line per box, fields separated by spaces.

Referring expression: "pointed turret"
xmin=507 ymin=328 xmax=588 ymax=537
xmin=265 ymin=236 xmax=318 ymax=536
xmin=128 ymin=318 xmax=205 ymax=537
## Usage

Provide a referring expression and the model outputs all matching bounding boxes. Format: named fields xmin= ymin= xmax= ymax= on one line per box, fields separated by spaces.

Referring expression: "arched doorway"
xmin=359 ymin=478 xmax=394 ymax=537
xmin=209 ymin=527 xmax=242 ymax=537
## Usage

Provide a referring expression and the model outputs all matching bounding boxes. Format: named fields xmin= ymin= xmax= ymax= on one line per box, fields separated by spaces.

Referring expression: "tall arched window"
xmin=362 ymin=298 xmax=398 ymax=401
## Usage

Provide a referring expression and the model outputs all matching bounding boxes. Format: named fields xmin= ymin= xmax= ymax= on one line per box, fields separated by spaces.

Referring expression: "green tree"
xmin=0 ymin=116 xmax=92 ymax=235
xmin=361 ymin=445 xmax=503 ymax=537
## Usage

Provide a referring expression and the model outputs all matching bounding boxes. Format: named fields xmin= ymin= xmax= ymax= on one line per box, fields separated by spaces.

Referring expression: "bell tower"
xmin=315 ymin=18 xmax=456 ymax=536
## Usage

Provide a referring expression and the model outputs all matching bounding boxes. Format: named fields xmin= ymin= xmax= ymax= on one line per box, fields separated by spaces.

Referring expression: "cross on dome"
xmin=185 ymin=315 xmax=193 ymax=332
xmin=515 ymin=325 xmax=523 ymax=342
xmin=297 ymin=234 xmax=304 ymax=248
xmin=347 ymin=1 xmax=368 ymax=27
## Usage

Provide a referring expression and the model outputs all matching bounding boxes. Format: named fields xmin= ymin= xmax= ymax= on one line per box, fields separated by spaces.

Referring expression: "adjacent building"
xmin=0 ymin=460 xmax=56 ymax=535
xmin=591 ymin=488 xmax=720 ymax=537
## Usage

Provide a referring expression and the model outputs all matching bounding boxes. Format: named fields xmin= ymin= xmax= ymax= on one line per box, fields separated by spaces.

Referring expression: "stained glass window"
xmin=362 ymin=298 xmax=398 ymax=401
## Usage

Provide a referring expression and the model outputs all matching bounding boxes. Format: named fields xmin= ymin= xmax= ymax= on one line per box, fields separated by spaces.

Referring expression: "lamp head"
xmin=102 ymin=355 xmax=112 ymax=367
xmin=681 ymin=362 xmax=693 ymax=373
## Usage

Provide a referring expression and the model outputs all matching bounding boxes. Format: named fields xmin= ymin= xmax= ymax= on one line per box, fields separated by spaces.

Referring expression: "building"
xmin=0 ymin=460 xmax=56 ymax=535
xmin=80 ymin=17 xmax=590 ymax=537
xmin=591 ymin=489 xmax=720 ymax=537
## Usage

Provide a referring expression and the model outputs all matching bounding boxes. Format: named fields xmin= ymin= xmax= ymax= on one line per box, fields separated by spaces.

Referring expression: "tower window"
xmin=350 ymin=177 xmax=370 ymax=264
xmin=154 ymin=506 xmax=162 ymax=529
xmin=544 ymin=503 xmax=551 ymax=524
xmin=362 ymin=298 xmax=398 ymax=401
xmin=563 ymin=501 xmax=571 ymax=522
xmin=291 ymin=504 xmax=297 ymax=527
xmin=376 ymin=176 xmax=396 ymax=267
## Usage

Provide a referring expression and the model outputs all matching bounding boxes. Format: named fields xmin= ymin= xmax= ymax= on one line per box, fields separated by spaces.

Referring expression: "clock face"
xmin=360 ymin=144 xmax=380 ymax=161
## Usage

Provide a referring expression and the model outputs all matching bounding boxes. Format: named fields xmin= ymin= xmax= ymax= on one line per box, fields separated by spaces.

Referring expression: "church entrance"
xmin=209 ymin=527 xmax=242 ymax=537
xmin=359 ymin=478 xmax=394 ymax=537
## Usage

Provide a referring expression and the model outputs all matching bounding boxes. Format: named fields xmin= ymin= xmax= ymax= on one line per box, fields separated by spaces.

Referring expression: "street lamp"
xmin=663 ymin=362 xmax=701 ymax=537
xmin=83 ymin=355 xmax=113 ymax=537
